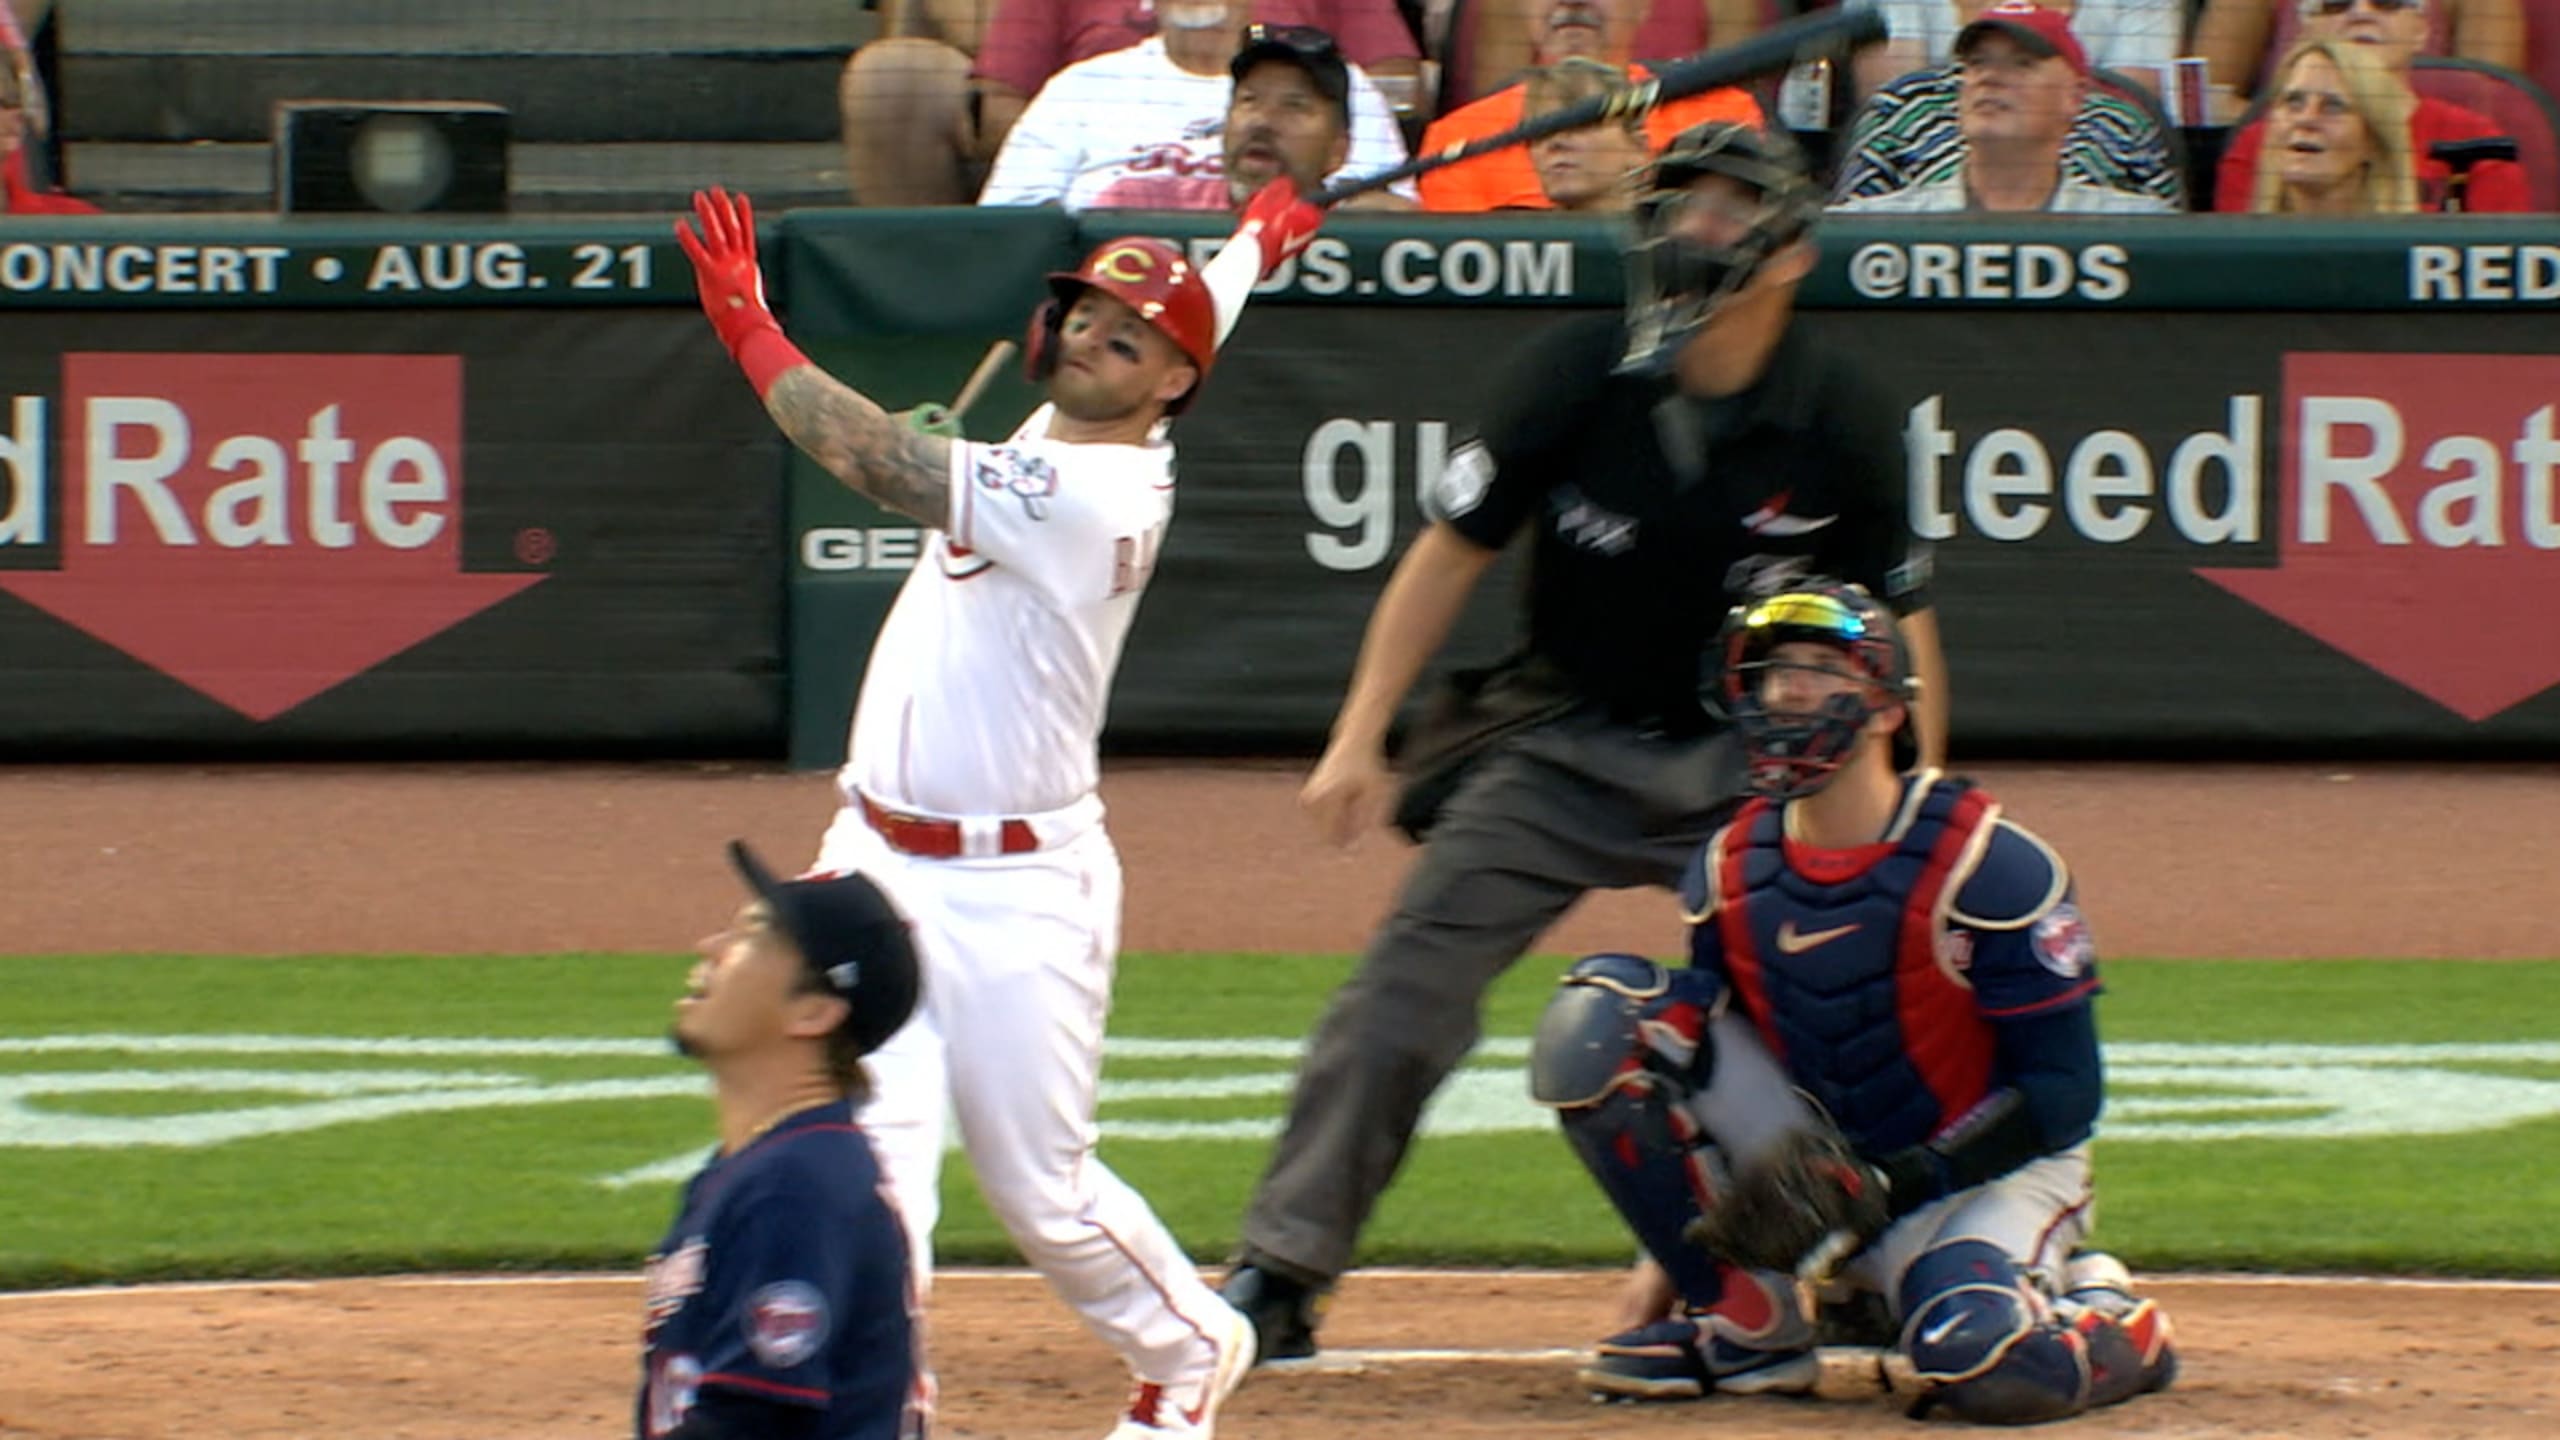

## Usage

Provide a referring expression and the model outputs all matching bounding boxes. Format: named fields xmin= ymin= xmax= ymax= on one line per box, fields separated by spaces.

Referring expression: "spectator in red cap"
xmin=1860 ymin=0 xmax=2182 ymax=101
xmin=1834 ymin=2 xmax=2177 ymax=211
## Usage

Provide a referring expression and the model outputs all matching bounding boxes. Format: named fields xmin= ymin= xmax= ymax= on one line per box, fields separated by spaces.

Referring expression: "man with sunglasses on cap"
xmin=1524 ymin=579 xmax=2178 ymax=1420
xmin=643 ymin=843 xmax=928 ymax=1440
xmin=979 ymin=6 xmax=1414 ymax=211
xmin=1221 ymin=121 xmax=1946 ymax=1367
xmin=1087 ymin=24 xmax=1416 ymax=211
xmin=677 ymin=174 xmax=1324 ymax=1437
xmin=2209 ymin=0 xmax=2526 ymax=209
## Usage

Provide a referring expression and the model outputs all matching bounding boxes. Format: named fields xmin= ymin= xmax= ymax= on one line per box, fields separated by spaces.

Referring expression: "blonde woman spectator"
xmin=1519 ymin=57 xmax=1653 ymax=210
xmin=2191 ymin=0 xmax=2521 ymax=117
xmin=2213 ymin=0 xmax=2528 ymax=209
xmin=2247 ymin=37 xmax=2422 ymax=210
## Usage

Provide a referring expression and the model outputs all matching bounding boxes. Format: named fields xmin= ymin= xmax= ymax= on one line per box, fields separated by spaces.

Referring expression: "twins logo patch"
xmin=975 ymin=447 xmax=1059 ymax=521
xmin=745 ymin=1281 xmax=831 ymax=1369
xmin=2030 ymin=903 xmax=2096 ymax=979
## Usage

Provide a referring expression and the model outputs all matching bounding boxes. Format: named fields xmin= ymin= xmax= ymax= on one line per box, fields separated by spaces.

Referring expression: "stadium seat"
xmin=2409 ymin=54 xmax=2560 ymax=208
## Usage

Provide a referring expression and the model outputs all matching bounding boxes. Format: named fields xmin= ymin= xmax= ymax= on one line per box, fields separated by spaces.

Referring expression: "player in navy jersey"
xmin=642 ymin=842 xmax=930 ymax=1440
xmin=1526 ymin=580 xmax=2179 ymax=1424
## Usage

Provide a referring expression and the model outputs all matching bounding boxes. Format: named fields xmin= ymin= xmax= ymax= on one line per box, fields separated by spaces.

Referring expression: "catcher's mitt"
xmin=1684 ymin=1125 xmax=1892 ymax=1275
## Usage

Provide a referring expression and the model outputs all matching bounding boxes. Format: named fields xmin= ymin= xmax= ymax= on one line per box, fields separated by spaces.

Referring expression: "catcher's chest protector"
xmin=1713 ymin=779 xmax=2001 ymax=1157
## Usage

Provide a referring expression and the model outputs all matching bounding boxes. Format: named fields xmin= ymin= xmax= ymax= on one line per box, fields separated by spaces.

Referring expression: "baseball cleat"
xmin=1103 ymin=1298 xmax=1257 ymax=1438
xmin=1218 ymin=1262 xmax=1323 ymax=1365
xmin=1578 ymin=1313 xmax=1821 ymax=1402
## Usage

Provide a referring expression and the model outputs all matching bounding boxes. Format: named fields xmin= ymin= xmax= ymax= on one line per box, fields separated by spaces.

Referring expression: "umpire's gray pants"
xmin=1240 ymin=708 xmax=1744 ymax=1283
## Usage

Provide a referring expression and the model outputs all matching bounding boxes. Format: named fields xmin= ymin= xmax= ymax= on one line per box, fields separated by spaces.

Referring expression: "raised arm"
xmin=675 ymin=187 xmax=952 ymax=528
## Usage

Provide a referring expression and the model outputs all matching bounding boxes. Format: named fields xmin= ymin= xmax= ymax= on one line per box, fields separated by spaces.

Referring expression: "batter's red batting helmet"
xmin=1024 ymin=237 xmax=1219 ymax=413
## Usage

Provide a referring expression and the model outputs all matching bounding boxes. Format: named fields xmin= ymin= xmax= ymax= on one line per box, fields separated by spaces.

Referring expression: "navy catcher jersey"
xmin=1681 ymin=774 xmax=2103 ymax=1159
xmin=640 ymin=1100 xmax=925 ymax=1440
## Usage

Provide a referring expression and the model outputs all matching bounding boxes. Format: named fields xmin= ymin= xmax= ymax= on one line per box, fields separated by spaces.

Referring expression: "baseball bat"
xmin=949 ymin=338 xmax=1018 ymax=423
xmin=1311 ymin=3 xmax=1888 ymax=207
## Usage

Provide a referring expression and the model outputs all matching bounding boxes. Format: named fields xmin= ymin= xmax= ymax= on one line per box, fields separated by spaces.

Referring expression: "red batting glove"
xmin=1237 ymin=177 xmax=1327 ymax=280
xmin=674 ymin=186 xmax=809 ymax=399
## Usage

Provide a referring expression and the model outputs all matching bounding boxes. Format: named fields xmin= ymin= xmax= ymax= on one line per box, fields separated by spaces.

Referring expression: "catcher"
xmin=1527 ymin=579 xmax=2178 ymax=1424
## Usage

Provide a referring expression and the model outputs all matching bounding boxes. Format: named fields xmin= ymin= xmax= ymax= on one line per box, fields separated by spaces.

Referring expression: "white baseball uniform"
xmin=807 ymin=231 xmax=1263 ymax=1393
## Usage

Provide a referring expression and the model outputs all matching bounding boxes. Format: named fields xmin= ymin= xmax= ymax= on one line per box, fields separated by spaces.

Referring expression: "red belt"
xmin=860 ymin=793 xmax=1040 ymax=859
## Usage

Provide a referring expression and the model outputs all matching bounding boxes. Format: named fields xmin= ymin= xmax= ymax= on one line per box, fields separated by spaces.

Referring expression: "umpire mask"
xmin=1618 ymin=122 xmax=1821 ymax=377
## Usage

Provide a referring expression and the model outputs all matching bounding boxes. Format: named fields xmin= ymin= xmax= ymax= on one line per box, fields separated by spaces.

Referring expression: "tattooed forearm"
xmin=764 ymin=368 xmax=953 ymax=528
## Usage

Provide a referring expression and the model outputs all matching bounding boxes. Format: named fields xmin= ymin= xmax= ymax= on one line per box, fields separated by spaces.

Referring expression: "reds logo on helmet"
xmin=1024 ymin=237 xmax=1219 ymax=412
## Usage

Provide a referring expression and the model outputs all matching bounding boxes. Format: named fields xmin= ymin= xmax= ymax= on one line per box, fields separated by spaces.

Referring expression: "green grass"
xmin=2 ymin=954 xmax=2557 ymax=1288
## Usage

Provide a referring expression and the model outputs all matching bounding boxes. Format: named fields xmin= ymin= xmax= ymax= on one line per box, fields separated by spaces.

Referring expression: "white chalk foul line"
xmin=9 ymin=1267 xmax=2558 ymax=1305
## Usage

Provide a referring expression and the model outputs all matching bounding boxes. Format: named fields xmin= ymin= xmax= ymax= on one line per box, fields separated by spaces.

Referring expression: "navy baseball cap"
xmin=728 ymin=840 xmax=920 ymax=1058
xmin=1231 ymin=24 xmax=1353 ymax=125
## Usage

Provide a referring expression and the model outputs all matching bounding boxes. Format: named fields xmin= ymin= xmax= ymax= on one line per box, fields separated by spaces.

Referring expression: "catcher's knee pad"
xmin=1529 ymin=953 xmax=1721 ymax=1107
xmin=1899 ymin=1240 xmax=2092 ymax=1426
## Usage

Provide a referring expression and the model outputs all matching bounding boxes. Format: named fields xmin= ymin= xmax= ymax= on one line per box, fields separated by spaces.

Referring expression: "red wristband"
xmin=732 ymin=324 xmax=811 ymax=401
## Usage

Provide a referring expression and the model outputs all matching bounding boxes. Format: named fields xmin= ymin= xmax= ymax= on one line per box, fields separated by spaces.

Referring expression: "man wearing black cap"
xmin=640 ymin=843 xmax=928 ymax=1440
xmin=977 ymin=3 xmax=1414 ymax=212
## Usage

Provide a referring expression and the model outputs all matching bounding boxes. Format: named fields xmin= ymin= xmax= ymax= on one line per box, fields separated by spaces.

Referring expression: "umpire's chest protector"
xmin=1711 ymin=778 xmax=2002 ymax=1157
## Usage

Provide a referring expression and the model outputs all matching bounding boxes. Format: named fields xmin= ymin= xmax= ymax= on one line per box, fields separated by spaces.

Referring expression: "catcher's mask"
xmin=1023 ymin=237 xmax=1218 ymax=414
xmin=1712 ymin=581 xmax=1917 ymax=800
xmin=1617 ymin=121 xmax=1821 ymax=377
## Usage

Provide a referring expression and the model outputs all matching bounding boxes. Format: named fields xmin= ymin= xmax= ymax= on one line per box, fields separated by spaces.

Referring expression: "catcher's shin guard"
xmin=1534 ymin=955 xmax=1728 ymax=1304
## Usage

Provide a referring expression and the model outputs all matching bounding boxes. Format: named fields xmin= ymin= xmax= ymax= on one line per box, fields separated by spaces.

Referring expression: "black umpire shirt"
xmin=1434 ymin=310 xmax=1930 ymax=731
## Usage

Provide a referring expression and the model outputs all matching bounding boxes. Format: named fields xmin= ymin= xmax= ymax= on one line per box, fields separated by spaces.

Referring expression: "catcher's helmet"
xmin=1712 ymin=580 xmax=1918 ymax=800
xmin=1619 ymin=121 xmax=1823 ymax=376
xmin=1024 ymin=237 xmax=1219 ymax=413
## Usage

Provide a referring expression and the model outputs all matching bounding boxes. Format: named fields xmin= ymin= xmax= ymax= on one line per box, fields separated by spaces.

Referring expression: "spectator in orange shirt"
xmin=1520 ymin=58 xmax=1656 ymax=210
xmin=1416 ymin=0 xmax=1763 ymax=212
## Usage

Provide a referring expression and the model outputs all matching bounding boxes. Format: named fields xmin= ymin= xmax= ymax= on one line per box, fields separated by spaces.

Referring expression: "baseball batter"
xmin=1526 ymin=581 xmax=2179 ymax=1423
xmin=676 ymin=181 xmax=1324 ymax=1439
xmin=643 ymin=843 xmax=928 ymax=1440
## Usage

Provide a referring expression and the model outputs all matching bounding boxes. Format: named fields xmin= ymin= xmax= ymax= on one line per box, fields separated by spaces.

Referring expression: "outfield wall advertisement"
xmin=0 ymin=308 xmax=785 ymax=754
xmin=7 ymin=213 xmax=2560 ymax=762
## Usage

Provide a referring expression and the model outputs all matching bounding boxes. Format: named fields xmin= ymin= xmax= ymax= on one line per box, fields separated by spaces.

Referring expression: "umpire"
xmin=1221 ymin=120 xmax=1947 ymax=1362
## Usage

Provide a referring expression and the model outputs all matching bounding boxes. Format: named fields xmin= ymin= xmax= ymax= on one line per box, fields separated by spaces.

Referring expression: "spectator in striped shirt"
xmin=1831 ymin=1 xmax=2184 ymax=207
xmin=1831 ymin=2 xmax=2179 ymax=211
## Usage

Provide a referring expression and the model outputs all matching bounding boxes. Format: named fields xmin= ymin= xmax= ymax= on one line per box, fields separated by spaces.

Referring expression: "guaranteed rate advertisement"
xmin=1085 ymin=304 xmax=2560 ymax=756
xmin=0 ymin=310 xmax=785 ymax=754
